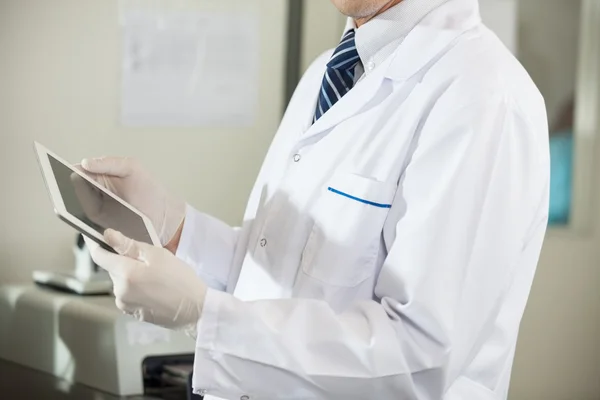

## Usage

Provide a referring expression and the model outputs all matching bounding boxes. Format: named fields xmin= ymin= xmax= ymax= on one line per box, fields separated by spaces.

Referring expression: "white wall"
xmin=0 ymin=0 xmax=287 ymax=283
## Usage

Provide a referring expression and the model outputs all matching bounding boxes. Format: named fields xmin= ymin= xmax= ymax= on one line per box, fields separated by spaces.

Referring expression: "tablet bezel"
xmin=33 ymin=141 xmax=162 ymax=250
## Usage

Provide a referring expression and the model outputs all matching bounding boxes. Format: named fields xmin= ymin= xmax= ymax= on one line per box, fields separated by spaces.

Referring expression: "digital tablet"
xmin=33 ymin=141 xmax=162 ymax=252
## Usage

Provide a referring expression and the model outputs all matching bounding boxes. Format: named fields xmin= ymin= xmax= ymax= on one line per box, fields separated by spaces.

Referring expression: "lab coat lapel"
xmin=300 ymin=57 xmax=392 ymax=142
xmin=298 ymin=0 xmax=480 ymax=142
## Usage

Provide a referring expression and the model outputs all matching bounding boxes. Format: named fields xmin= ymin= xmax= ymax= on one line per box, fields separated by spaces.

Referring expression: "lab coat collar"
xmin=348 ymin=0 xmax=452 ymax=79
xmin=384 ymin=0 xmax=481 ymax=82
xmin=301 ymin=0 xmax=480 ymax=140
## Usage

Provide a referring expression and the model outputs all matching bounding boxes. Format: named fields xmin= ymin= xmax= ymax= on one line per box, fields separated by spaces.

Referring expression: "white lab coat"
xmin=176 ymin=0 xmax=550 ymax=398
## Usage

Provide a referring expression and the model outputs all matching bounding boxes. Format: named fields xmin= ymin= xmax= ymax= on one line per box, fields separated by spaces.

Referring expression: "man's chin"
xmin=329 ymin=0 xmax=382 ymax=19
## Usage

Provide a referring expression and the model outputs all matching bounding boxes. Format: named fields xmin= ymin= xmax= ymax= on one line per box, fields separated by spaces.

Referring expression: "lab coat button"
xmin=293 ymin=153 xmax=301 ymax=162
xmin=240 ymin=396 xmax=250 ymax=400
xmin=367 ymin=60 xmax=375 ymax=71
xmin=260 ymin=238 xmax=267 ymax=247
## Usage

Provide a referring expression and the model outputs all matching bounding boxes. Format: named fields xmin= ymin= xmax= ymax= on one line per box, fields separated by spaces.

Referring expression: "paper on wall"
xmin=120 ymin=8 xmax=260 ymax=127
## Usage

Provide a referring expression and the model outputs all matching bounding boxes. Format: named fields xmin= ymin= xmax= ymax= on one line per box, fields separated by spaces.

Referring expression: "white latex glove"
xmin=79 ymin=157 xmax=185 ymax=246
xmin=70 ymin=171 xmax=141 ymax=236
xmin=88 ymin=229 xmax=207 ymax=334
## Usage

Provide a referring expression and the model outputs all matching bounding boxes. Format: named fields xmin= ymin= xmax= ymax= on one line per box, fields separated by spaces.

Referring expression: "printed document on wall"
xmin=120 ymin=9 xmax=260 ymax=127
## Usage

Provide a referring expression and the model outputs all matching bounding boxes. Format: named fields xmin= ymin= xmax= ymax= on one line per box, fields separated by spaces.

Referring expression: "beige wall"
xmin=509 ymin=2 xmax=600 ymax=399
xmin=300 ymin=0 xmax=346 ymax=73
xmin=0 ymin=0 xmax=287 ymax=282
xmin=517 ymin=0 xmax=580 ymax=130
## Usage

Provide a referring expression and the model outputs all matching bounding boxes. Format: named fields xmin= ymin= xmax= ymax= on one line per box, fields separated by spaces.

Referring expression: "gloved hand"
xmin=70 ymin=171 xmax=141 ymax=238
xmin=79 ymin=157 xmax=185 ymax=246
xmin=88 ymin=229 xmax=207 ymax=335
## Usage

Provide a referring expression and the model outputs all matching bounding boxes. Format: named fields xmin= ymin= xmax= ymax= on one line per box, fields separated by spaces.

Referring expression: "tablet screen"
xmin=47 ymin=154 xmax=154 ymax=244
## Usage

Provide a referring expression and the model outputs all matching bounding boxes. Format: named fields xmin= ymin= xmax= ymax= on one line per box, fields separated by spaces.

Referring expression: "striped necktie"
xmin=313 ymin=29 xmax=361 ymax=122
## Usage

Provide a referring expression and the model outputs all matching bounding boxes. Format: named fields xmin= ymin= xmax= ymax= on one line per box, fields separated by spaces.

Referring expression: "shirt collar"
xmin=343 ymin=0 xmax=451 ymax=76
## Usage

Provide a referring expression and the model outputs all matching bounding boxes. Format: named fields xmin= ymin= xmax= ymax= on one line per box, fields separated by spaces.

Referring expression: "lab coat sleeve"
xmin=190 ymin=94 xmax=549 ymax=399
xmin=175 ymin=204 xmax=239 ymax=291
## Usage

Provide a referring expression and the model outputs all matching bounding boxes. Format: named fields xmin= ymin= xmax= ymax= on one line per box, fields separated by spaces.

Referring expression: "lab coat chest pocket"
xmin=301 ymin=172 xmax=396 ymax=287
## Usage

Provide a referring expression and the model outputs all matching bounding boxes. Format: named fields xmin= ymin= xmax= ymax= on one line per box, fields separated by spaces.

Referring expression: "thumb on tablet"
xmin=81 ymin=157 xmax=134 ymax=178
xmin=105 ymin=229 xmax=145 ymax=260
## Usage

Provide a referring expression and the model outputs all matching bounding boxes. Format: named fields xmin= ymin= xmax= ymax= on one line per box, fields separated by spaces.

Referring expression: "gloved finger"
xmin=114 ymin=298 xmax=128 ymax=313
xmin=73 ymin=163 xmax=102 ymax=185
xmin=104 ymin=229 xmax=151 ymax=261
xmin=82 ymin=234 xmax=99 ymax=253
xmin=81 ymin=157 xmax=134 ymax=178
xmin=74 ymin=162 xmax=116 ymax=194
xmin=108 ymin=270 xmax=132 ymax=301
xmin=89 ymin=243 xmax=132 ymax=275
xmin=72 ymin=163 xmax=85 ymax=174
xmin=114 ymin=298 xmax=142 ymax=319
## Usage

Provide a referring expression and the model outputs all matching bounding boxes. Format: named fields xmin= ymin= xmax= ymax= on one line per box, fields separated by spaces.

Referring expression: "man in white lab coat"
xmin=83 ymin=0 xmax=550 ymax=398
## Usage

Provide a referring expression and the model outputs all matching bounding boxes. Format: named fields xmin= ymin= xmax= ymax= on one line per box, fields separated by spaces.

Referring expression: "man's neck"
xmin=354 ymin=0 xmax=404 ymax=27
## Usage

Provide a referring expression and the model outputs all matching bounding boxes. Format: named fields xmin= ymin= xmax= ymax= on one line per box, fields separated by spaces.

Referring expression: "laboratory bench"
xmin=0 ymin=285 xmax=199 ymax=399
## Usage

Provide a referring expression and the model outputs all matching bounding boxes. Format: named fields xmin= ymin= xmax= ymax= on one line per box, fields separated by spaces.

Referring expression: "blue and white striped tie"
xmin=314 ymin=29 xmax=361 ymax=122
